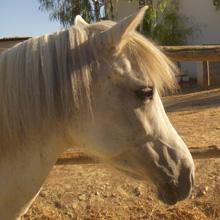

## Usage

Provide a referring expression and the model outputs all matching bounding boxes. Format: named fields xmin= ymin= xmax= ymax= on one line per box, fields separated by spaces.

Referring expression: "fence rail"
xmin=161 ymin=45 xmax=220 ymax=89
xmin=162 ymin=45 xmax=220 ymax=61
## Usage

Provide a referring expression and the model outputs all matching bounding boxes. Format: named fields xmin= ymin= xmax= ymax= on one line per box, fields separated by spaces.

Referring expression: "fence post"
xmin=202 ymin=61 xmax=211 ymax=89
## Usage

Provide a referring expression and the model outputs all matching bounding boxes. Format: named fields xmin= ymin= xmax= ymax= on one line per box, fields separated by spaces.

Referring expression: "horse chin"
xmin=156 ymin=181 xmax=190 ymax=205
xmin=115 ymin=166 xmax=185 ymax=205
xmin=157 ymin=185 xmax=179 ymax=205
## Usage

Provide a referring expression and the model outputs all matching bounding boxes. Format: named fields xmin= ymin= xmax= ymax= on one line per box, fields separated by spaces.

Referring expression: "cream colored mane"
xmin=0 ymin=20 xmax=177 ymax=151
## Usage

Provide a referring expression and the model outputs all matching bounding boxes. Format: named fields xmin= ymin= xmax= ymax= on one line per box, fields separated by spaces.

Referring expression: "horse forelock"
xmin=125 ymin=33 xmax=178 ymax=95
xmin=88 ymin=20 xmax=178 ymax=95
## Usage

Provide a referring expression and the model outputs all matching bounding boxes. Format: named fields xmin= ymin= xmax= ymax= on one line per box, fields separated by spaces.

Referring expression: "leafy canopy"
xmin=38 ymin=0 xmax=198 ymax=45
xmin=38 ymin=0 xmax=114 ymax=26
xmin=141 ymin=0 xmax=195 ymax=45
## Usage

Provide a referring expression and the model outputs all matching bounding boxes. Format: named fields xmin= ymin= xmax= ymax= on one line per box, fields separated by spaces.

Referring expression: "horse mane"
xmin=0 ymin=26 xmax=94 ymax=148
xmin=0 ymin=20 xmax=177 ymax=150
xmin=126 ymin=32 xmax=178 ymax=94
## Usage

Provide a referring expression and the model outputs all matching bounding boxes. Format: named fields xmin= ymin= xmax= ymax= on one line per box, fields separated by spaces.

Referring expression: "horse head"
xmin=72 ymin=7 xmax=195 ymax=205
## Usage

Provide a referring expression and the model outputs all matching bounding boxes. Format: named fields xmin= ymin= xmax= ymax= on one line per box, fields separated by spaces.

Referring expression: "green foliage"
xmin=141 ymin=0 xmax=195 ymax=45
xmin=213 ymin=0 xmax=220 ymax=10
xmin=38 ymin=0 xmax=114 ymax=26
xmin=38 ymin=0 xmax=197 ymax=45
xmin=38 ymin=0 xmax=92 ymax=26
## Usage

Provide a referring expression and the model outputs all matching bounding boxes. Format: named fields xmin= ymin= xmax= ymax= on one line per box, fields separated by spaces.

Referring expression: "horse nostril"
xmin=175 ymin=166 xmax=194 ymax=201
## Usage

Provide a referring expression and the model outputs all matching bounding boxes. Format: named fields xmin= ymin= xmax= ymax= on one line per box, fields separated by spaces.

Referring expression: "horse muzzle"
xmin=157 ymin=166 xmax=195 ymax=205
xmin=141 ymin=140 xmax=195 ymax=205
xmin=109 ymin=139 xmax=195 ymax=205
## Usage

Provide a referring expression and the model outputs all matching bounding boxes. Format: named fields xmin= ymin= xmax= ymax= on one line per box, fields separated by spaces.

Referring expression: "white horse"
xmin=0 ymin=7 xmax=195 ymax=219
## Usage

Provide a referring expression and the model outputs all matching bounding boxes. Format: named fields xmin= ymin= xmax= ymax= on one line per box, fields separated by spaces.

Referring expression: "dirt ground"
xmin=24 ymin=87 xmax=220 ymax=220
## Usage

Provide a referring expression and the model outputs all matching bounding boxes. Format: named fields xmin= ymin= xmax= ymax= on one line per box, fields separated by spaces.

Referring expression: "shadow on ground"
xmin=164 ymin=88 xmax=220 ymax=112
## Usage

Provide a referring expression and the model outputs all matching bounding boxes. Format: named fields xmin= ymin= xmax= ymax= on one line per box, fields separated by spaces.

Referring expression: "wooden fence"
xmin=161 ymin=45 xmax=220 ymax=89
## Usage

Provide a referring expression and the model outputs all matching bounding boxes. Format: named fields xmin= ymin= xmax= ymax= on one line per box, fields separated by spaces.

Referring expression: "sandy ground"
xmin=24 ymin=87 xmax=220 ymax=220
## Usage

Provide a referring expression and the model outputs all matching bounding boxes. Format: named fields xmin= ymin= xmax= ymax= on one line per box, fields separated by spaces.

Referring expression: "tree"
xmin=38 ymin=0 xmax=114 ymax=26
xmin=39 ymin=0 xmax=198 ymax=45
xmin=141 ymin=0 xmax=196 ymax=45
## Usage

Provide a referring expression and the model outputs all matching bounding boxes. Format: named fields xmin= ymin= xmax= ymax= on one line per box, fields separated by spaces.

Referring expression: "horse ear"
xmin=74 ymin=15 xmax=88 ymax=27
xmin=96 ymin=6 xmax=148 ymax=50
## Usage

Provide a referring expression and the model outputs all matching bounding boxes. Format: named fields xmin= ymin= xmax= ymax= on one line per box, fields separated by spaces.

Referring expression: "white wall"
xmin=180 ymin=0 xmax=220 ymax=45
xmin=178 ymin=0 xmax=220 ymax=80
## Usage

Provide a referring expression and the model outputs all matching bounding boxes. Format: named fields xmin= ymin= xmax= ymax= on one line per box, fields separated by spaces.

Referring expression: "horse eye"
xmin=135 ymin=87 xmax=154 ymax=101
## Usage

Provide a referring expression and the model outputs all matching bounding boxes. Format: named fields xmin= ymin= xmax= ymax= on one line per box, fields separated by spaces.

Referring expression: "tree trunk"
xmin=92 ymin=0 xmax=100 ymax=21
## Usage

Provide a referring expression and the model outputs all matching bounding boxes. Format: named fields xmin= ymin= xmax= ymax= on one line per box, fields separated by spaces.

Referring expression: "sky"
xmin=0 ymin=0 xmax=61 ymax=38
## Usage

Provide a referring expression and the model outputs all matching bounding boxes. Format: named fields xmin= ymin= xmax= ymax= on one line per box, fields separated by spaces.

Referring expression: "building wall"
xmin=0 ymin=38 xmax=28 ymax=53
xmin=0 ymin=40 xmax=19 ymax=53
xmin=179 ymin=0 xmax=220 ymax=45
